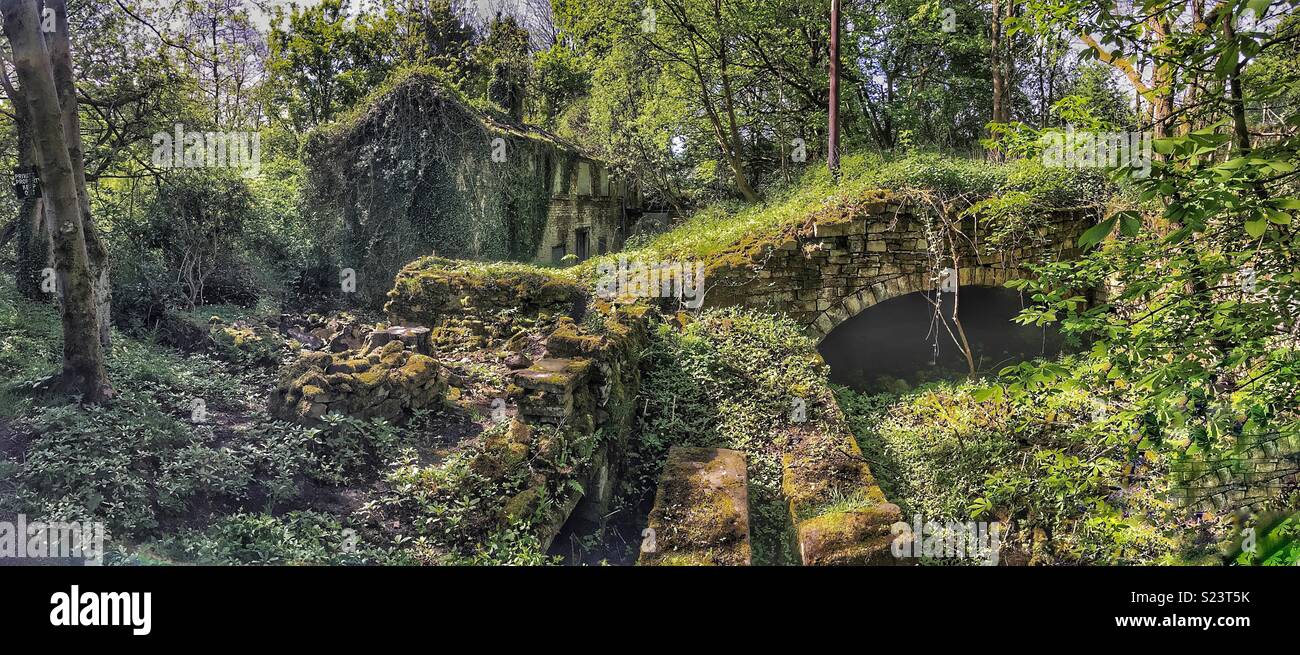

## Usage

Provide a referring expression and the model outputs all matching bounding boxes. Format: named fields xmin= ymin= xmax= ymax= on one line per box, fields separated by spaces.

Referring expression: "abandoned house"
xmin=305 ymin=70 xmax=642 ymax=302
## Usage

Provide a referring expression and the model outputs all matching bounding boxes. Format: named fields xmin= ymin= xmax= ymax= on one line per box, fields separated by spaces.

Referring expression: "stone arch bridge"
xmin=702 ymin=195 xmax=1095 ymax=340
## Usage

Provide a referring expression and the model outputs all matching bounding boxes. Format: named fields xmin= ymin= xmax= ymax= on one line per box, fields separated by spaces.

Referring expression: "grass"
xmin=576 ymin=151 xmax=1108 ymax=277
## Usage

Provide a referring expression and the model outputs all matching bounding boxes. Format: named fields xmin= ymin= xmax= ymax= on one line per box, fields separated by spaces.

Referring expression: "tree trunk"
xmin=988 ymin=0 xmax=1006 ymax=160
xmin=1223 ymin=16 xmax=1251 ymax=153
xmin=828 ymin=0 xmax=841 ymax=179
xmin=2 ymin=0 xmax=112 ymax=402
xmin=0 ymin=55 xmax=50 ymax=299
xmin=1147 ymin=16 xmax=1175 ymax=139
xmin=712 ymin=0 xmax=757 ymax=202
xmin=46 ymin=0 xmax=110 ymax=348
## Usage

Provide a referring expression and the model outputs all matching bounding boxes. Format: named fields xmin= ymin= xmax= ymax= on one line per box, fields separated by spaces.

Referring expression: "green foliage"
xmin=362 ymin=423 xmax=565 ymax=565
xmin=153 ymin=511 xmax=395 ymax=565
xmin=312 ymin=414 xmax=404 ymax=486
xmin=1001 ymin=129 xmax=1300 ymax=516
xmin=549 ymin=0 xmax=1043 ymax=202
xmin=625 ymin=307 xmax=833 ymax=564
xmin=0 ymin=283 xmax=60 ymax=381
xmin=106 ymin=169 xmax=263 ymax=328
xmin=0 ymin=279 xmax=432 ymax=556
xmin=838 ymin=380 xmax=1197 ymax=564
xmin=1234 ymin=512 xmax=1300 ymax=566
xmin=971 ymin=2 xmax=1300 ymax=528
xmin=264 ymin=0 xmax=402 ymax=132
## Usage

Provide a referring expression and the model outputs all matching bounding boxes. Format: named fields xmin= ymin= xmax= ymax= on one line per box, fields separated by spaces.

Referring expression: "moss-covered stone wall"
xmin=505 ymin=303 xmax=654 ymax=546
xmin=701 ymin=196 xmax=1093 ymax=340
xmin=305 ymin=71 xmax=636 ymax=305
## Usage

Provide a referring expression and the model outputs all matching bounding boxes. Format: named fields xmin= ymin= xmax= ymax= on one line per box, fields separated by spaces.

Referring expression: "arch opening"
xmin=817 ymin=286 xmax=1067 ymax=394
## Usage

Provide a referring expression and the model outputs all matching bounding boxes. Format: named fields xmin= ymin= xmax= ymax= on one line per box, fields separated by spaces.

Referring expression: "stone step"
xmin=638 ymin=447 xmax=751 ymax=566
xmin=781 ymin=427 xmax=902 ymax=565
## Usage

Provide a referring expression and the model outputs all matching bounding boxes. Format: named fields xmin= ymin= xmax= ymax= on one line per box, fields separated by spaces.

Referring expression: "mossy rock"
xmin=781 ymin=428 xmax=886 ymax=522
xmin=385 ymin=256 xmax=584 ymax=328
xmin=154 ymin=311 xmax=211 ymax=353
xmin=210 ymin=322 xmax=283 ymax=367
xmin=546 ymin=318 xmax=606 ymax=358
xmin=269 ymin=344 xmax=449 ymax=425
xmin=501 ymin=485 xmax=545 ymax=522
xmin=795 ymin=503 xmax=903 ymax=566
xmin=639 ymin=447 xmax=752 ymax=566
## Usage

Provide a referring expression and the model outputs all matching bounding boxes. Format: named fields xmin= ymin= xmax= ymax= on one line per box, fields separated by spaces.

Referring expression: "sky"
xmin=225 ymin=0 xmax=520 ymax=33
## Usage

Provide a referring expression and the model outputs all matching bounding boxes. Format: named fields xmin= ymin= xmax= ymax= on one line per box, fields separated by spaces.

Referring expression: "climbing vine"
xmin=305 ymin=68 xmax=557 ymax=303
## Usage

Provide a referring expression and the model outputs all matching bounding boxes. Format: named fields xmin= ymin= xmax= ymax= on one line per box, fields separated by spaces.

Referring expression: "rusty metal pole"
xmin=828 ymin=0 xmax=841 ymax=181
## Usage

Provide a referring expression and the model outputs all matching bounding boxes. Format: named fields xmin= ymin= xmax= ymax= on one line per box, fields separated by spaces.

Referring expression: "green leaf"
xmin=1152 ymin=138 xmax=1177 ymax=155
xmin=1216 ymin=48 xmax=1238 ymax=80
xmin=1245 ymin=218 xmax=1267 ymax=238
xmin=1266 ymin=210 xmax=1292 ymax=225
xmin=1079 ymin=217 xmax=1117 ymax=248
xmin=1119 ymin=212 xmax=1142 ymax=237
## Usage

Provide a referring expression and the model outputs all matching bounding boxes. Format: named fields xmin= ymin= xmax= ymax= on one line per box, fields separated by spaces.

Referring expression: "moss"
xmin=353 ymin=369 xmax=387 ymax=388
xmin=501 ymin=485 xmax=544 ymax=522
xmin=782 ymin=431 xmax=888 ymax=523
xmin=473 ymin=421 xmax=533 ymax=479
xmin=398 ymin=354 xmax=435 ymax=378
xmin=209 ymin=322 xmax=282 ymax=367
xmin=546 ymin=318 xmax=605 ymax=357
xmin=647 ymin=552 xmax=718 ymax=566
xmin=640 ymin=448 xmax=751 ymax=566
xmin=795 ymin=504 xmax=903 ymax=566
xmin=385 ymin=256 xmax=583 ymax=327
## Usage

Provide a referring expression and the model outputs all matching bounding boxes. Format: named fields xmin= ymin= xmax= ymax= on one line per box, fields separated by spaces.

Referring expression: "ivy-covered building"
xmin=305 ymin=69 xmax=641 ymax=302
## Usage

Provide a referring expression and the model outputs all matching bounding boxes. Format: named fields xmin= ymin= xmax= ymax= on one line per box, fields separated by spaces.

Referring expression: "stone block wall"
xmin=781 ymin=425 xmax=903 ymax=565
xmin=704 ymin=195 xmax=1092 ymax=340
xmin=268 ymin=340 xmax=449 ymax=425
xmin=536 ymin=157 xmax=638 ymax=265
xmin=305 ymin=71 xmax=639 ymax=303
xmin=384 ymin=256 xmax=584 ymax=330
xmin=501 ymin=304 xmax=655 ymax=547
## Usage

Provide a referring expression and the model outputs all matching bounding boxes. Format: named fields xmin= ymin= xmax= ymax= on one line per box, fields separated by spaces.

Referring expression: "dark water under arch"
xmin=817 ymin=286 xmax=1067 ymax=393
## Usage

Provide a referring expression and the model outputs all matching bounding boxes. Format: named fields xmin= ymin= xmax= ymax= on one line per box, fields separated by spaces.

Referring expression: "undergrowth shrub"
xmin=837 ymin=379 xmax=1204 ymax=565
xmin=151 ymin=511 xmax=396 ymax=565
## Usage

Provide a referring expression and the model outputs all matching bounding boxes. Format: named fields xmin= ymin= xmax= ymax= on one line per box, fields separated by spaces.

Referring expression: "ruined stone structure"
xmin=506 ymin=306 xmax=652 ymax=545
xmin=781 ymin=423 xmax=902 ymax=565
xmin=306 ymin=71 xmax=641 ymax=302
xmin=538 ymin=156 xmax=640 ymax=265
xmin=703 ymin=193 xmax=1095 ymax=340
xmin=266 ymin=186 xmax=1104 ymax=564
xmin=269 ymin=338 xmax=449 ymax=425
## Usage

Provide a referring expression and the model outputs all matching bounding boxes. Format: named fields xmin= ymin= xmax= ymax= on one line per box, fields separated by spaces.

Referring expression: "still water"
xmin=817 ymin=286 xmax=1066 ymax=393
